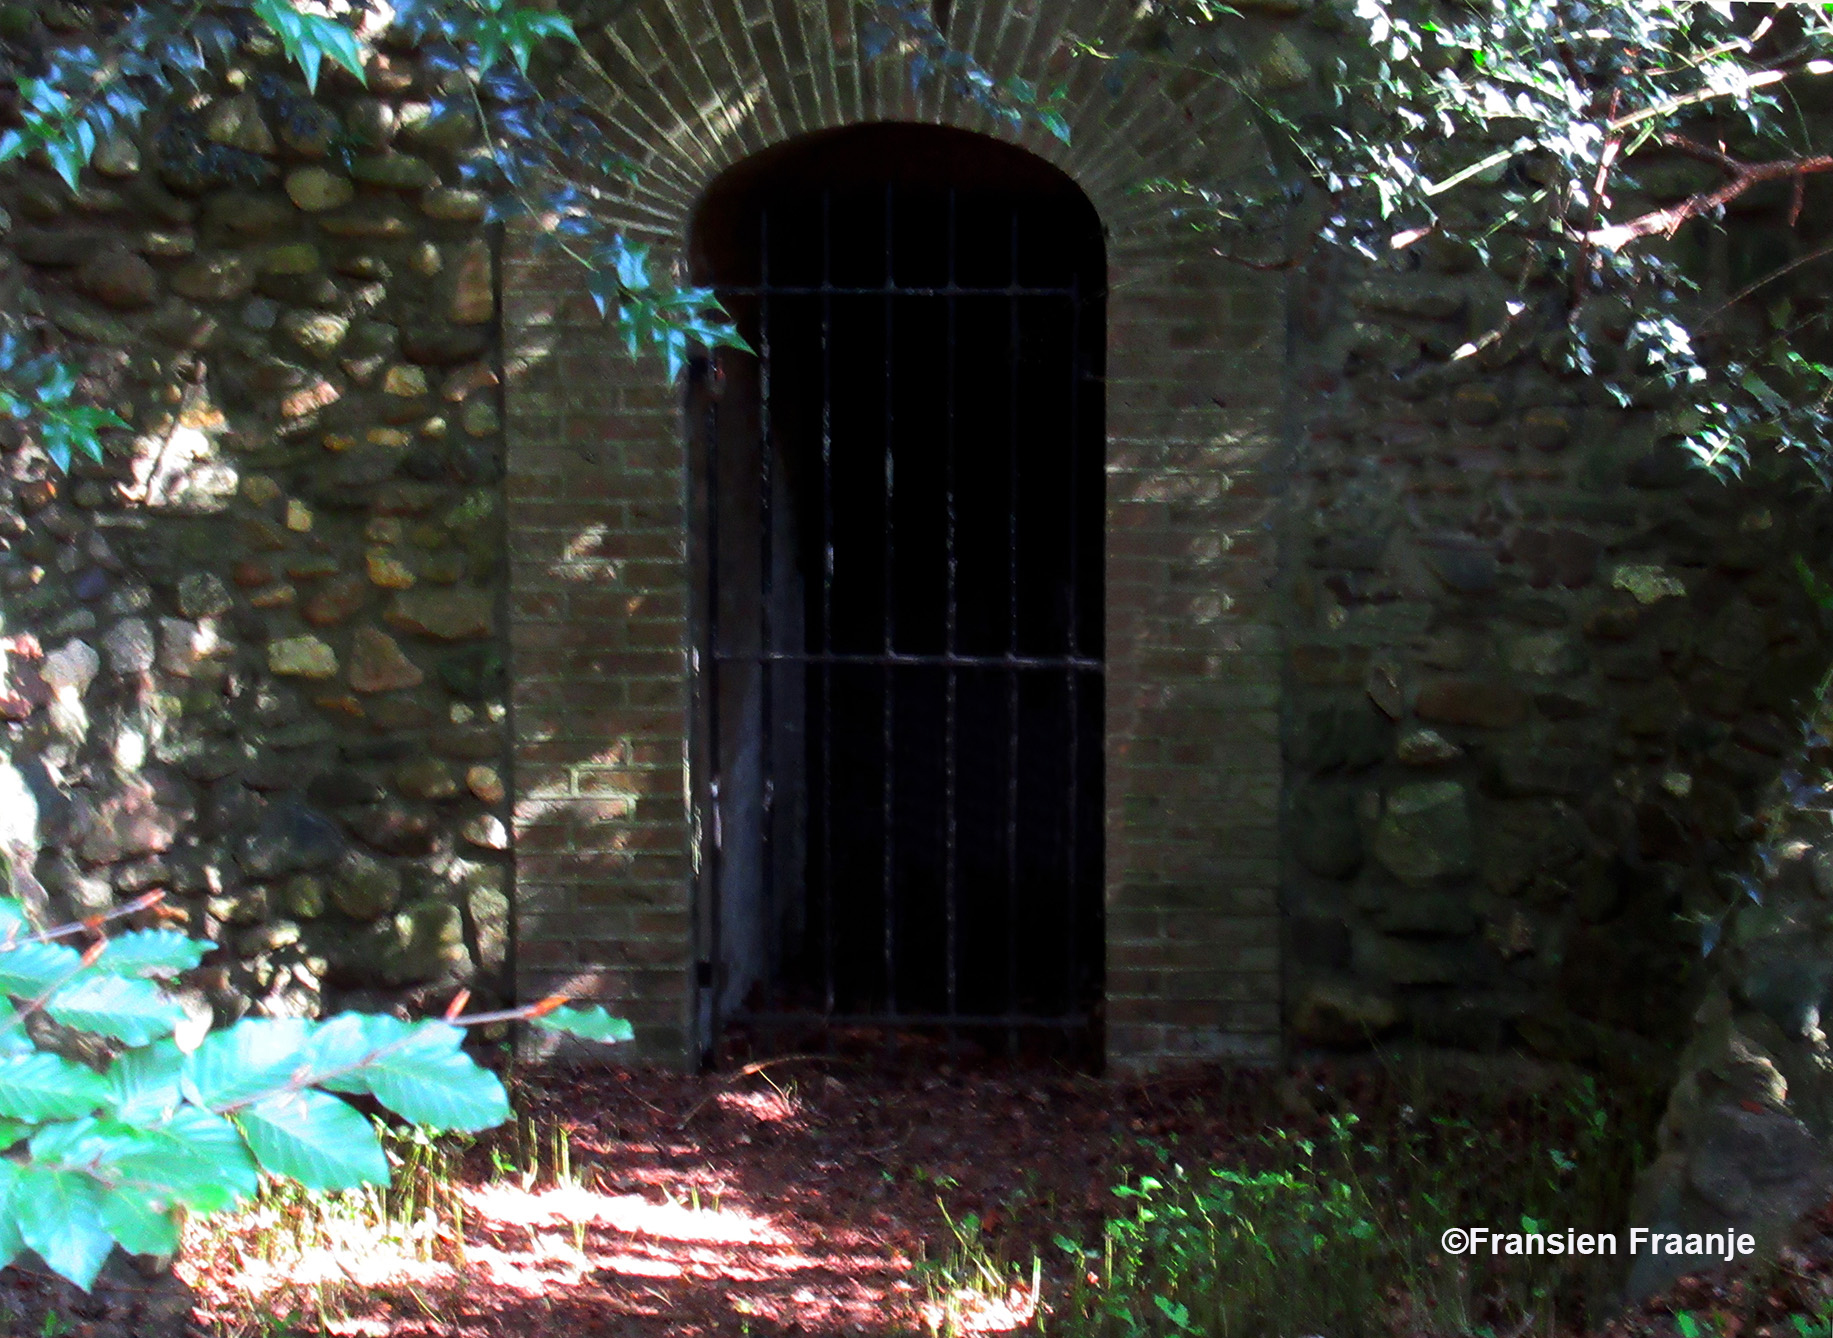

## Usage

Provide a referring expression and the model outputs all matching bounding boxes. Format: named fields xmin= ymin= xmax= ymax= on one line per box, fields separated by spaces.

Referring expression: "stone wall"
xmin=1274 ymin=150 xmax=1833 ymax=1073
xmin=0 ymin=13 xmax=515 ymax=1029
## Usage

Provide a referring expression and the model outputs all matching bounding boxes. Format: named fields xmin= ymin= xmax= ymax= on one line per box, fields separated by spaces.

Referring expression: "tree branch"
xmin=1586 ymin=133 xmax=1833 ymax=249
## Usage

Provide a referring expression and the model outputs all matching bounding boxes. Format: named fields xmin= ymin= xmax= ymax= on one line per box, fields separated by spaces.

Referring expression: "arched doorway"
xmin=687 ymin=124 xmax=1107 ymax=1058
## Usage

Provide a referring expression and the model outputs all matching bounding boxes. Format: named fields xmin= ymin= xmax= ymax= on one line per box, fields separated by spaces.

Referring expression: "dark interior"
xmin=688 ymin=123 xmax=1107 ymax=1052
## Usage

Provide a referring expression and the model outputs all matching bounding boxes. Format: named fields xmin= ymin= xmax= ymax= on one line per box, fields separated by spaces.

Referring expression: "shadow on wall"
xmin=0 ymin=59 xmax=531 ymax=1030
xmin=1625 ymin=649 xmax=1833 ymax=1299
xmin=1281 ymin=295 xmax=1833 ymax=1295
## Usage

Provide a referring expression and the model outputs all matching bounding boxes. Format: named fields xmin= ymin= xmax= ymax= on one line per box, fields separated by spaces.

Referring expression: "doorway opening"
xmin=687 ymin=124 xmax=1106 ymax=1061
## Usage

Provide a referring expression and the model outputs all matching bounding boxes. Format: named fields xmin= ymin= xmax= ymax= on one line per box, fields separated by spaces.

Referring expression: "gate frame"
xmin=687 ymin=151 xmax=1112 ymax=1055
xmin=502 ymin=0 xmax=1289 ymax=1071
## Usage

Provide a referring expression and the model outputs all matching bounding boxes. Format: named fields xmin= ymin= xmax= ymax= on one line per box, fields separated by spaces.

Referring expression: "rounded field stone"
xmin=394 ymin=757 xmax=458 ymax=800
xmin=268 ymin=634 xmax=338 ymax=678
xmin=386 ymin=588 xmax=494 ymax=640
xmin=76 ymin=248 xmax=159 ymax=310
xmin=285 ymin=166 xmax=356 ymax=212
xmin=466 ymin=764 xmax=505 ymax=805
xmin=347 ymin=626 xmax=424 ymax=693
xmin=420 ymin=186 xmax=488 ymax=222
xmin=1413 ymin=679 xmax=1528 ymax=729
xmin=170 ymin=254 xmax=255 ymax=302
xmin=1372 ymin=781 xmax=1475 ymax=885
xmin=330 ymin=849 xmax=402 ymax=920
xmin=351 ymin=153 xmax=439 ymax=190
xmin=303 ymin=575 xmax=369 ymax=627
xmin=177 ymin=572 xmax=233 ymax=619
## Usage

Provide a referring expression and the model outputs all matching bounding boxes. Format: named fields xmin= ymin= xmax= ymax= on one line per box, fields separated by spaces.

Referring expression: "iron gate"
xmin=689 ymin=129 xmax=1106 ymax=1056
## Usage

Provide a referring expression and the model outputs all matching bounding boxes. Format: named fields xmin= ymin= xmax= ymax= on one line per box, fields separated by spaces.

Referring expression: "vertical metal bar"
xmin=943 ymin=188 xmax=960 ymax=1032
xmin=1005 ymin=205 xmax=1021 ymax=1052
xmin=820 ymin=189 xmax=837 ymax=1019
xmin=758 ymin=207 xmax=777 ymax=997
xmin=882 ymin=181 xmax=898 ymax=1017
xmin=703 ymin=364 xmax=724 ymax=1056
xmin=1064 ymin=274 xmax=1081 ymax=1018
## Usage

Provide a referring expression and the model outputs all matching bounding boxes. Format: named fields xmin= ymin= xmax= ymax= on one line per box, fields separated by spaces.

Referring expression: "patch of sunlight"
xmin=716 ymin=1087 xmax=801 ymax=1122
xmin=462 ymin=1182 xmax=792 ymax=1245
xmin=181 ymin=1208 xmax=455 ymax=1300
xmin=919 ymin=1281 xmax=1041 ymax=1335
xmin=460 ymin=1237 xmax=604 ymax=1291
xmin=127 ymin=422 xmax=239 ymax=511
xmin=321 ymin=1321 xmax=392 ymax=1338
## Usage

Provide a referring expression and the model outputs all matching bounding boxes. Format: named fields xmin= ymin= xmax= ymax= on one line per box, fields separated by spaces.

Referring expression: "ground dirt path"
xmin=18 ymin=1054 xmax=1825 ymax=1338
xmin=178 ymin=1056 xmax=1289 ymax=1337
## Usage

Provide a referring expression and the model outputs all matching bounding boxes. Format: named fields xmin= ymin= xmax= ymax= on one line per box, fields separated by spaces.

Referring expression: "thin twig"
xmin=676 ymin=1054 xmax=848 ymax=1127
xmin=1700 ymin=239 xmax=1833 ymax=327
xmin=1 ymin=888 xmax=167 ymax=949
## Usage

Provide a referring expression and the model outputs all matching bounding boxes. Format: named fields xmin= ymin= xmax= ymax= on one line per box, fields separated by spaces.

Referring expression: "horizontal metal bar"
xmin=713 ymin=649 xmax=1104 ymax=670
xmin=732 ymin=1010 xmax=1094 ymax=1029
xmin=719 ymin=283 xmax=1088 ymax=298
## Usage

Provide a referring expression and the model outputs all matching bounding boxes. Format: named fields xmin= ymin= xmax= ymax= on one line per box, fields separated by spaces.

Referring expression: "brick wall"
xmin=505 ymin=0 xmax=1291 ymax=1068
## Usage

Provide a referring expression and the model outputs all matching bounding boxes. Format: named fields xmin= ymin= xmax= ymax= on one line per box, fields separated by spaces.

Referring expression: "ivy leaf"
xmin=0 ymin=1051 xmax=108 ymax=1122
xmin=531 ymin=1004 xmax=635 ymax=1045
xmin=15 ymin=1166 xmax=111 ymax=1289
xmin=46 ymin=973 xmax=185 ymax=1046
xmin=251 ymin=0 xmax=367 ymax=93
xmin=236 ymin=1088 xmax=388 ymax=1191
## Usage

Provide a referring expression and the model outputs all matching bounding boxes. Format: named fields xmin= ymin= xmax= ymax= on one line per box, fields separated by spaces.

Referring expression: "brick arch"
xmin=555 ymin=0 xmax=1260 ymax=253
xmin=504 ymin=0 xmax=1288 ymax=1070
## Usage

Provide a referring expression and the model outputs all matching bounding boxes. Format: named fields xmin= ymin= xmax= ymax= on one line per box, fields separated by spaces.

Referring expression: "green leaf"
xmin=46 ymin=973 xmax=184 ymax=1046
xmin=237 ymin=1088 xmax=388 ymax=1190
xmin=28 ymin=1114 xmax=117 ymax=1166
xmin=308 ymin=1015 xmax=510 ymax=1132
xmin=15 ymin=1165 xmax=111 ymax=1289
xmin=1153 ymin=1296 xmax=1191 ymax=1330
xmin=0 ymin=1001 xmax=35 ymax=1057
xmin=100 ymin=1184 xmax=180 ymax=1258
xmin=0 ymin=1051 xmax=107 ymax=1121
xmin=0 ymin=898 xmax=27 ymax=939
xmin=0 ymin=1118 xmax=28 ymax=1152
xmin=531 ymin=1004 xmax=635 ymax=1044
xmin=90 ymin=930 xmax=210 ymax=979
xmin=183 ymin=1017 xmax=312 ymax=1109
xmin=252 ymin=0 xmax=367 ymax=92
xmin=0 ymin=939 xmax=83 ymax=997
xmin=0 ymin=1161 xmax=20 ymax=1271
xmin=107 ymin=1106 xmax=257 ymax=1213
xmin=104 ymin=1038 xmax=184 ymax=1123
